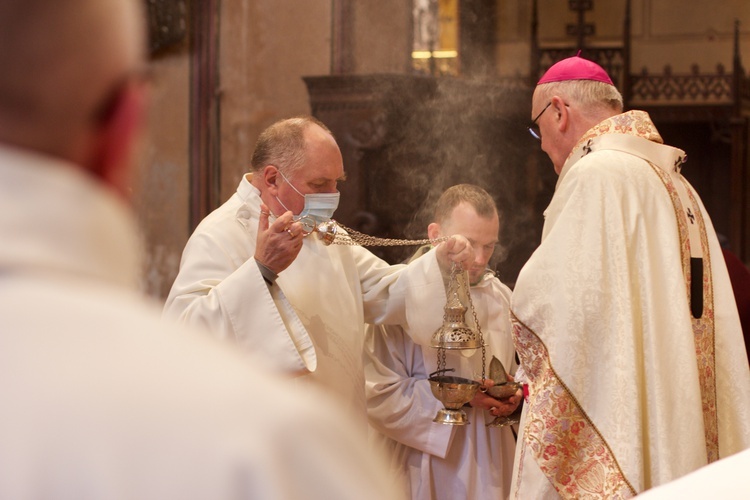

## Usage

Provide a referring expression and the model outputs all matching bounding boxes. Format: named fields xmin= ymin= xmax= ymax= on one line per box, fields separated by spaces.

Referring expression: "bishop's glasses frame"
xmin=527 ymin=101 xmax=552 ymax=140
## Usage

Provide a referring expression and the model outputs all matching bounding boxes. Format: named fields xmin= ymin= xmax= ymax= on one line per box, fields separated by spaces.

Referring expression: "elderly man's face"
xmin=277 ymin=125 xmax=345 ymax=214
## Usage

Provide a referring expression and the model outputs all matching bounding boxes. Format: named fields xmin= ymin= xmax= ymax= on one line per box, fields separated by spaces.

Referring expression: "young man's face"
xmin=436 ymin=202 xmax=499 ymax=285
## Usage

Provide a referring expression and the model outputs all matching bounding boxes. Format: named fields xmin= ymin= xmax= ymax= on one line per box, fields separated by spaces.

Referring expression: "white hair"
xmin=535 ymin=80 xmax=624 ymax=116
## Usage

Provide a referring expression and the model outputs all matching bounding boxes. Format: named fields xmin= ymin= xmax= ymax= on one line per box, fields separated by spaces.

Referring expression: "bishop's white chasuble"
xmin=510 ymin=111 xmax=750 ymax=499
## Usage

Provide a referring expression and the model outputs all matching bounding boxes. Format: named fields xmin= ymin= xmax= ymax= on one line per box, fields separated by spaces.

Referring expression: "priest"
xmin=164 ymin=116 xmax=475 ymax=421
xmin=510 ymin=55 xmax=750 ymax=498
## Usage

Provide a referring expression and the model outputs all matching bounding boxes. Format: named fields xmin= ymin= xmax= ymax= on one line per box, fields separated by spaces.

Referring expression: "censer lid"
xmin=429 ymin=289 xmax=483 ymax=350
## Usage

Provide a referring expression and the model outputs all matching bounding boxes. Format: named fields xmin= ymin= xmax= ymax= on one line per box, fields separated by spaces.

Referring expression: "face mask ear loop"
xmin=275 ymin=168 xmax=305 ymax=219
xmin=277 ymin=168 xmax=305 ymax=199
xmin=274 ymin=195 xmax=293 ymax=216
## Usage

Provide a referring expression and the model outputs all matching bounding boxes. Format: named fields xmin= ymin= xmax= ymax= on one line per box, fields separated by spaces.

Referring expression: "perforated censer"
xmin=427 ymin=264 xmax=487 ymax=425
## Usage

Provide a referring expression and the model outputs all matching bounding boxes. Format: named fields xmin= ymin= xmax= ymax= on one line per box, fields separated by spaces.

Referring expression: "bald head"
xmin=0 ymin=0 xmax=145 ymax=161
xmin=250 ymin=116 xmax=335 ymax=177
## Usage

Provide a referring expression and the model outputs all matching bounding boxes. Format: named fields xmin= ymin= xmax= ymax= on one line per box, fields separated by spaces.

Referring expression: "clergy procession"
xmin=2 ymin=0 xmax=750 ymax=499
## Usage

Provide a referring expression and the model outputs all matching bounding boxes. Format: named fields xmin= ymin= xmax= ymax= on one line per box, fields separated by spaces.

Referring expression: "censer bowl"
xmin=486 ymin=381 xmax=522 ymax=400
xmin=486 ymin=381 xmax=523 ymax=428
xmin=428 ymin=375 xmax=480 ymax=425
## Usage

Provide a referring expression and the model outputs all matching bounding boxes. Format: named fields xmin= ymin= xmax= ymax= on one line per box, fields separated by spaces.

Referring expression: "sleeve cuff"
xmin=256 ymin=260 xmax=278 ymax=285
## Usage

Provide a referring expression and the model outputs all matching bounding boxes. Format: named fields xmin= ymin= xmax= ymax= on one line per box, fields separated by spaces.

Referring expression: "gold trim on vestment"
xmin=512 ymin=314 xmax=637 ymax=499
xmin=649 ymin=165 xmax=718 ymax=463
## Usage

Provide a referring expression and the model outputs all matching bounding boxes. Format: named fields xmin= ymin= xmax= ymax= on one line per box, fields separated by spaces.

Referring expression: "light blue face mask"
xmin=276 ymin=169 xmax=340 ymax=233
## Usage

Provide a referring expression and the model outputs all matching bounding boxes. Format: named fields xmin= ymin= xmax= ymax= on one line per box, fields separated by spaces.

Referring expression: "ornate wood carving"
xmin=630 ymin=65 xmax=733 ymax=105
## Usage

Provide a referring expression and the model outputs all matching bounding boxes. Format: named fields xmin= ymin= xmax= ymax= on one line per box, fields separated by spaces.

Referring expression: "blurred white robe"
xmin=0 ymin=145 xmax=406 ymax=500
xmin=637 ymin=448 xmax=750 ymax=499
xmin=510 ymin=111 xmax=750 ymax=499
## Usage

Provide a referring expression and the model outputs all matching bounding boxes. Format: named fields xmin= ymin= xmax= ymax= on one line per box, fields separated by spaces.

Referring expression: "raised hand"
xmin=254 ymin=204 xmax=305 ymax=274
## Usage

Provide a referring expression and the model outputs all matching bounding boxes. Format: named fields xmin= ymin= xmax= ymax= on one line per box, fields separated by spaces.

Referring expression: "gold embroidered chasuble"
xmin=510 ymin=111 xmax=750 ymax=499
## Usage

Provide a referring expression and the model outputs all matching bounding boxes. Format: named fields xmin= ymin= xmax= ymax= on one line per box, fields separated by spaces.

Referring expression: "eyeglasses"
xmin=527 ymin=101 xmax=552 ymax=140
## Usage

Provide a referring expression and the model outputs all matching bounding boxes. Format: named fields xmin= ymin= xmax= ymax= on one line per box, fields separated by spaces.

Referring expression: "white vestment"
xmin=510 ymin=111 xmax=750 ymax=499
xmin=164 ymin=174 xmax=444 ymax=417
xmin=365 ymin=247 xmax=518 ymax=500
xmin=636 ymin=448 xmax=750 ymax=499
xmin=0 ymin=145 xmax=406 ymax=499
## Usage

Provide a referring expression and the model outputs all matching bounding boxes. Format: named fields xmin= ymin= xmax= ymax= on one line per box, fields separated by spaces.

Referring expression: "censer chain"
xmin=332 ymin=222 xmax=449 ymax=247
xmin=466 ymin=289 xmax=487 ymax=383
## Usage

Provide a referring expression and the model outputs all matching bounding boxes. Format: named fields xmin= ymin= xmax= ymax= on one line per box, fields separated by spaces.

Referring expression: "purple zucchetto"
xmin=537 ymin=52 xmax=614 ymax=86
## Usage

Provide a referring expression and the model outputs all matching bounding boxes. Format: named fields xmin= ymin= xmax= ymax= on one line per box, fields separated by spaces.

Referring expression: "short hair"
xmin=250 ymin=115 xmax=334 ymax=176
xmin=535 ymin=79 xmax=624 ymax=115
xmin=433 ymin=184 xmax=498 ymax=225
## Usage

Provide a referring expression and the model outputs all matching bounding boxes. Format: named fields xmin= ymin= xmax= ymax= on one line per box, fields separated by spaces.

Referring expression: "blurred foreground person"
xmin=636 ymin=448 xmax=750 ymax=499
xmin=510 ymin=55 xmax=750 ymax=498
xmin=164 ymin=115 xmax=474 ymax=420
xmin=364 ymin=184 xmax=521 ymax=500
xmin=0 ymin=1 xmax=405 ymax=498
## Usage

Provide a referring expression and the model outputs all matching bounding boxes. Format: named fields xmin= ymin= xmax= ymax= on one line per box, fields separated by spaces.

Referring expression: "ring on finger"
xmin=286 ymin=228 xmax=295 ymax=238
